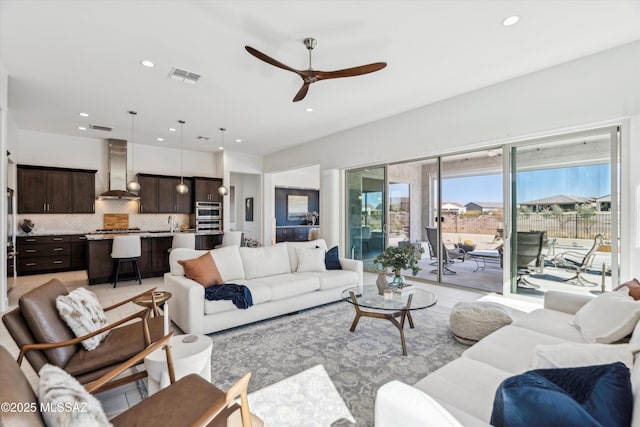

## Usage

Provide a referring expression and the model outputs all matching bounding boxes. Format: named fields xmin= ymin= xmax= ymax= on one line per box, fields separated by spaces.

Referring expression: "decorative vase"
xmin=376 ymin=273 xmax=388 ymax=295
xmin=391 ymin=270 xmax=404 ymax=287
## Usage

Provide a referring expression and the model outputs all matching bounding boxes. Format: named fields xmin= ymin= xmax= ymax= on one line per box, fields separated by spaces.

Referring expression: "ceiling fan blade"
xmin=245 ymin=46 xmax=303 ymax=76
xmin=315 ymin=62 xmax=387 ymax=80
xmin=292 ymin=83 xmax=310 ymax=102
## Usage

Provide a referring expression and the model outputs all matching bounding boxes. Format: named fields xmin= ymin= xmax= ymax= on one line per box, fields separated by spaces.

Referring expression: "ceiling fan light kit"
xmin=245 ymin=37 xmax=387 ymax=102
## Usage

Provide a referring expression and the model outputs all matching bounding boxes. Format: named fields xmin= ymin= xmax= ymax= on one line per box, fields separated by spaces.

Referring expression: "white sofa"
xmin=376 ymin=290 xmax=640 ymax=427
xmin=164 ymin=239 xmax=363 ymax=335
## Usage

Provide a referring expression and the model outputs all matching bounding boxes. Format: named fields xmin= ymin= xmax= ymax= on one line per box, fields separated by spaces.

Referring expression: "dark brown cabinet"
xmin=138 ymin=174 xmax=192 ymax=214
xmin=17 ymin=234 xmax=87 ymax=275
xmin=194 ymin=178 xmax=223 ymax=202
xmin=17 ymin=165 xmax=96 ymax=214
xmin=87 ymin=236 xmax=174 ymax=285
xmin=71 ymin=171 xmax=95 ymax=213
xmin=195 ymin=234 xmax=223 ymax=250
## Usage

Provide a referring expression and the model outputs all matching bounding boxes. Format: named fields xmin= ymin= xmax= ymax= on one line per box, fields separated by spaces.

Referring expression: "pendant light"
xmin=176 ymin=120 xmax=189 ymax=194
xmin=217 ymin=127 xmax=228 ymax=196
xmin=126 ymin=111 xmax=141 ymax=192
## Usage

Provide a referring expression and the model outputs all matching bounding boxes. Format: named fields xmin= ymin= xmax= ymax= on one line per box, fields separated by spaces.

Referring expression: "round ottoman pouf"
xmin=449 ymin=301 xmax=513 ymax=345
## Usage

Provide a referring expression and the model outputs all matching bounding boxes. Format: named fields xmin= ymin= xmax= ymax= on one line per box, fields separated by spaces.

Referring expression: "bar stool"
xmin=169 ymin=233 xmax=195 ymax=252
xmin=111 ymin=235 xmax=142 ymax=287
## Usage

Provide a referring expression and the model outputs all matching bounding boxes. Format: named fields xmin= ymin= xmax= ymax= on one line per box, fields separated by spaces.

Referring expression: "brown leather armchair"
xmin=2 ymin=278 xmax=165 ymax=393
xmin=0 ymin=336 xmax=263 ymax=427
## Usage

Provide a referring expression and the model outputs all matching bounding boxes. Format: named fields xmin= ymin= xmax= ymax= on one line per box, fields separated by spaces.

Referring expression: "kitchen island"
xmin=86 ymin=231 xmax=222 ymax=285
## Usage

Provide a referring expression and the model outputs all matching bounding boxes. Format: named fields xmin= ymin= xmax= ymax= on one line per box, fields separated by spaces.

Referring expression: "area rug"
xmin=208 ymin=300 xmax=467 ymax=426
xmin=247 ymin=364 xmax=355 ymax=426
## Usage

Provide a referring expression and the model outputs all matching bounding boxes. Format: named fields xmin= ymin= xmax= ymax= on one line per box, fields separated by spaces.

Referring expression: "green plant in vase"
xmin=373 ymin=243 xmax=425 ymax=287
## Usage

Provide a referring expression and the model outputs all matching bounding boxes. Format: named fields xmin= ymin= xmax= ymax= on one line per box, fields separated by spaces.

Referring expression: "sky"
xmin=442 ymin=164 xmax=611 ymax=204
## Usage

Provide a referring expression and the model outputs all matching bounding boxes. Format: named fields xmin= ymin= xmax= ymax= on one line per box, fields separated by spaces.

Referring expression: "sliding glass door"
xmin=346 ymin=167 xmax=386 ymax=270
xmin=510 ymin=127 xmax=620 ymax=295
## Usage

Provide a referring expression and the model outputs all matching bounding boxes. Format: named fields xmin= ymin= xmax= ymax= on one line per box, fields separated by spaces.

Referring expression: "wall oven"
xmin=194 ymin=201 xmax=222 ymax=232
xmin=195 ymin=201 xmax=222 ymax=219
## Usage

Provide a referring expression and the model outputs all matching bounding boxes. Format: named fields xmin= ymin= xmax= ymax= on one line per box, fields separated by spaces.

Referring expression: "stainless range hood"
xmin=97 ymin=139 xmax=140 ymax=200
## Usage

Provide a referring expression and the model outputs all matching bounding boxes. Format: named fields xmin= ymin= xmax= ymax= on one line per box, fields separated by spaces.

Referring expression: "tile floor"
xmin=0 ymin=270 xmax=540 ymax=419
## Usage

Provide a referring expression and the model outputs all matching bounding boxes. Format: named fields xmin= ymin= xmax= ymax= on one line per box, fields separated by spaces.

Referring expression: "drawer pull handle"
xmin=25 ymin=249 xmax=36 ymax=253
xmin=26 ymin=263 xmax=36 ymax=266
xmin=78 ymin=236 xmax=87 ymax=240
xmin=52 ymin=238 xmax=63 ymax=241
xmin=26 ymin=239 xmax=36 ymax=242
xmin=53 ymin=261 xmax=64 ymax=264
xmin=53 ymin=248 xmax=64 ymax=251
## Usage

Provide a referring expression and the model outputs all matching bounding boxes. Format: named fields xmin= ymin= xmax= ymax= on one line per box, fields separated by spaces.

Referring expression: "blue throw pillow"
xmin=491 ymin=362 xmax=632 ymax=427
xmin=325 ymin=246 xmax=342 ymax=270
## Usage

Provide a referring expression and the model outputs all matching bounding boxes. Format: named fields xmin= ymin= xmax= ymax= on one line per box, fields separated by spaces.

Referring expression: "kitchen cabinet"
xmin=17 ymin=165 xmax=96 ymax=214
xmin=194 ymin=177 xmax=223 ymax=202
xmin=151 ymin=237 xmax=172 ymax=273
xmin=16 ymin=234 xmax=87 ymax=275
xmin=195 ymin=234 xmax=223 ymax=250
xmin=276 ymin=226 xmax=318 ymax=243
xmin=138 ymin=174 xmax=192 ymax=214
xmin=71 ymin=171 xmax=96 ymax=213
xmin=87 ymin=238 xmax=151 ymax=285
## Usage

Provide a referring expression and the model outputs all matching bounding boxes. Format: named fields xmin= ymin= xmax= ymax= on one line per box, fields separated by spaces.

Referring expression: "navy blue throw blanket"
xmin=204 ymin=284 xmax=253 ymax=309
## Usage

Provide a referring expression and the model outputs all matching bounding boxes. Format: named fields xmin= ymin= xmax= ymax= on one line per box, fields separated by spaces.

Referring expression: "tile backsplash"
xmin=17 ymin=200 xmax=190 ymax=234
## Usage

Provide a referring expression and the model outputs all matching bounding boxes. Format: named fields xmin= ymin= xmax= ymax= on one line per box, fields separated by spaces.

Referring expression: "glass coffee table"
xmin=341 ymin=285 xmax=438 ymax=356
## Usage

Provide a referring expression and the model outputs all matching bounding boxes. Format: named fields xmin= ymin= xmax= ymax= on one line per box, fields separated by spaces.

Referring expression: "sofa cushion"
xmin=325 ymin=246 xmax=342 ymax=270
xmin=56 ymin=288 xmax=110 ymax=351
xmin=204 ymin=281 xmax=272 ymax=315
xmin=491 ymin=362 xmax=632 ymax=427
xmin=415 ymin=357 xmax=511 ymax=423
xmin=169 ymin=248 xmax=208 ymax=276
xmin=287 ymin=239 xmax=328 ymax=272
xmin=572 ymin=289 xmax=640 ymax=343
xmin=297 ymin=270 xmax=359 ymax=291
xmin=532 ymin=342 xmax=638 ymax=370
xmin=240 ymin=243 xmax=291 ymax=279
xmin=210 ymin=245 xmax=246 ymax=281
xmin=250 ymin=274 xmax=320 ymax=300
xmin=462 ymin=325 xmax=570 ymax=374
xmin=615 ymin=278 xmax=640 ymax=301
xmin=178 ymin=253 xmax=224 ymax=288
xmin=19 ymin=278 xmax=78 ymax=368
xmin=512 ymin=308 xmax=585 ymax=342
xmin=295 ymin=247 xmax=327 ymax=272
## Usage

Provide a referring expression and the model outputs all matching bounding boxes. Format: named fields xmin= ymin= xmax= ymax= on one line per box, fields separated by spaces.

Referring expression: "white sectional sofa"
xmin=376 ymin=290 xmax=640 ymax=427
xmin=164 ymin=239 xmax=363 ymax=335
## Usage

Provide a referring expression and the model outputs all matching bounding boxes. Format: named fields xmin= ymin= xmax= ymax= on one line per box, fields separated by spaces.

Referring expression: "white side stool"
xmin=144 ymin=334 xmax=213 ymax=396
xmin=449 ymin=301 xmax=513 ymax=345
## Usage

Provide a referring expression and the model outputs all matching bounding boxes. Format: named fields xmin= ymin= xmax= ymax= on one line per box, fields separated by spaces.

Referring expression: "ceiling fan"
xmin=245 ymin=38 xmax=387 ymax=102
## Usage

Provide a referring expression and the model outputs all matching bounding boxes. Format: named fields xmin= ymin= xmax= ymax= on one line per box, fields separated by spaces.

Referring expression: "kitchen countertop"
xmin=18 ymin=229 xmax=222 ymax=240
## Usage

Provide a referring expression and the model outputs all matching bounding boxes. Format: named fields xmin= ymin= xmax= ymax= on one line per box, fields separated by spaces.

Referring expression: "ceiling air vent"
xmin=197 ymin=136 xmax=211 ymax=141
xmin=168 ymin=67 xmax=202 ymax=85
xmin=89 ymin=124 xmax=113 ymax=132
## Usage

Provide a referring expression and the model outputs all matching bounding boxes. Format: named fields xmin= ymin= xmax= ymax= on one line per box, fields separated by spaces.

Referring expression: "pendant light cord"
xmin=179 ymin=120 xmax=185 ymax=184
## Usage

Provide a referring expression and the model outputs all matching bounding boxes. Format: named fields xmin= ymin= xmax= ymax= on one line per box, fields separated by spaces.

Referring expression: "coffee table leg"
xmin=349 ymin=292 xmax=362 ymax=332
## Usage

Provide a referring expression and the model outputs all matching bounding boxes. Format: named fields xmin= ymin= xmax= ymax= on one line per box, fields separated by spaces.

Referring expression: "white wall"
xmin=0 ymin=61 xmax=8 ymax=310
xmin=230 ymin=172 xmax=261 ymax=244
xmin=272 ymin=165 xmax=320 ymax=189
xmin=263 ymin=39 xmax=640 ymax=280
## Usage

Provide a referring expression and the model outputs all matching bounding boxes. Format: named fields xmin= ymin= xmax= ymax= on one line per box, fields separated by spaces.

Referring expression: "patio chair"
xmin=515 ymin=231 xmax=546 ymax=288
xmin=552 ymin=234 xmax=604 ymax=286
xmin=425 ymin=227 xmax=466 ymax=274
xmin=2 ymin=278 xmax=164 ymax=394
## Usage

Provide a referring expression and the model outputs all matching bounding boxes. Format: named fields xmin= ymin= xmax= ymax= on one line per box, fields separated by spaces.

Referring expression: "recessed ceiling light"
xmin=218 ymin=146 xmax=224 ymax=150
xmin=79 ymin=112 xmax=89 ymax=117
xmin=78 ymin=126 xmax=87 ymax=131
xmin=157 ymin=137 xmax=164 ymax=142
xmin=235 ymin=139 xmax=242 ymax=143
xmin=169 ymin=127 xmax=176 ymax=132
xmin=305 ymin=107 xmax=313 ymax=112
xmin=140 ymin=60 xmax=155 ymax=68
xmin=502 ymin=15 xmax=519 ymax=26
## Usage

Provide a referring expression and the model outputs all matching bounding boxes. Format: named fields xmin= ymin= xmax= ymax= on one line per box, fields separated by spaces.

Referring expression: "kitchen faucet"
xmin=168 ymin=215 xmax=174 ymax=234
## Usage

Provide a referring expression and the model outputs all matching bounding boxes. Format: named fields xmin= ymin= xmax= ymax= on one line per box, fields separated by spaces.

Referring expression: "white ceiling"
xmin=2 ymin=1 xmax=640 ymax=156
